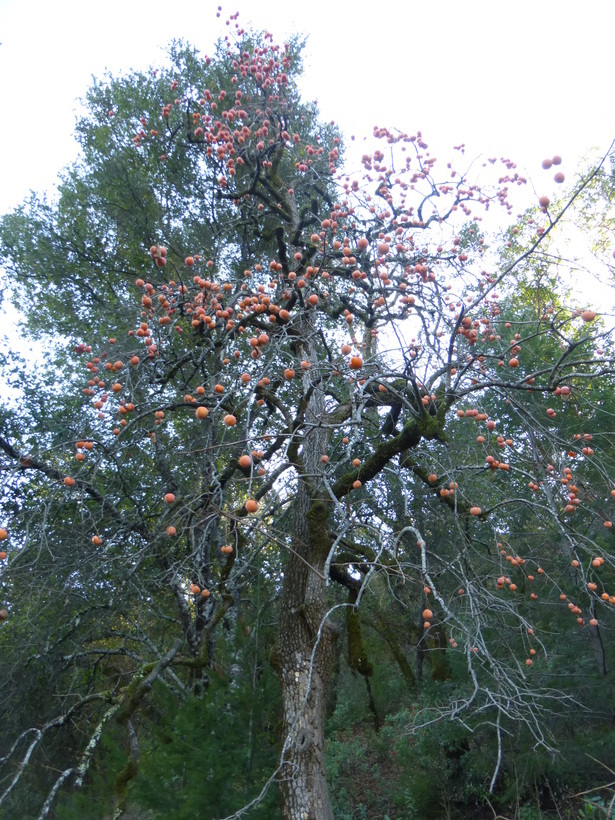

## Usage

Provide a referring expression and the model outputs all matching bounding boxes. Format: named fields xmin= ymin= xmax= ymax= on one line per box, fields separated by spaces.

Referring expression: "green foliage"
xmin=54 ymin=667 xmax=282 ymax=820
xmin=128 ymin=668 xmax=281 ymax=818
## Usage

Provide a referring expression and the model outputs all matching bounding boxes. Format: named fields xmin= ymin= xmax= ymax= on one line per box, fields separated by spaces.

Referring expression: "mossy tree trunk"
xmin=276 ymin=319 xmax=337 ymax=820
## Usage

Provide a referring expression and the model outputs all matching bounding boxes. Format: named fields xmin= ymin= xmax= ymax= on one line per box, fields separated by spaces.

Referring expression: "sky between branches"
xmin=1 ymin=0 xmax=613 ymax=216
xmin=0 ymin=0 xmax=613 ymax=374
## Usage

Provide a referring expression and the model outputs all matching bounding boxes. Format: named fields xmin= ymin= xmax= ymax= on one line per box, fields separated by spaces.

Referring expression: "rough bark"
xmin=276 ymin=318 xmax=337 ymax=820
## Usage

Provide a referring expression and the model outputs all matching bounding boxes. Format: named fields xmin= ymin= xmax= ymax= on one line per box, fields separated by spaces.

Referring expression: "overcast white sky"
xmin=1 ymin=0 xmax=614 ymax=216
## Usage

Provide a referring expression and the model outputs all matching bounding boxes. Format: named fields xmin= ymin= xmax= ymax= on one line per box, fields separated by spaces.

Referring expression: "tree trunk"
xmin=277 ymin=607 xmax=336 ymax=819
xmin=276 ymin=320 xmax=337 ymax=819
xmin=277 ymin=492 xmax=337 ymax=819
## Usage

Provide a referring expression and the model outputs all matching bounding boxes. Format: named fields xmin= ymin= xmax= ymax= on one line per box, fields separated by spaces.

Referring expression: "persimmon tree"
xmin=1 ymin=18 xmax=615 ymax=819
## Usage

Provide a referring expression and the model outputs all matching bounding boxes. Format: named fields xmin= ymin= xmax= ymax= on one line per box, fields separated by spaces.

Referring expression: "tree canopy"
xmin=1 ymin=19 xmax=615 ymax=820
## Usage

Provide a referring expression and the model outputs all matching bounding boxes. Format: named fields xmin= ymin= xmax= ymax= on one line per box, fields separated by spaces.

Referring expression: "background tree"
xmin=1 ymin=19 xmax=615 ymax=819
